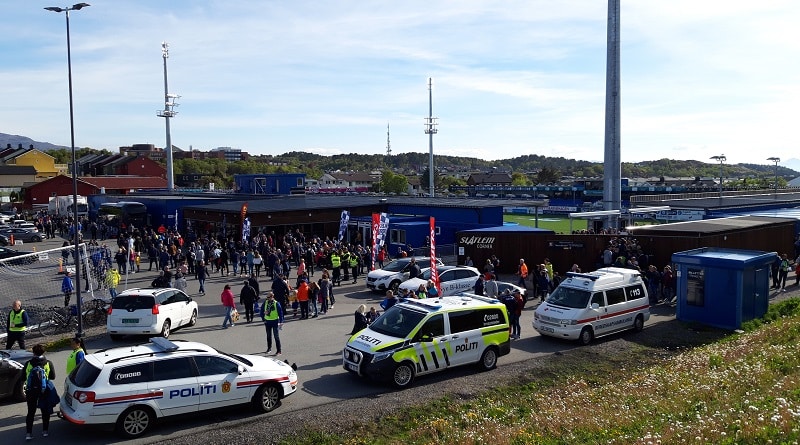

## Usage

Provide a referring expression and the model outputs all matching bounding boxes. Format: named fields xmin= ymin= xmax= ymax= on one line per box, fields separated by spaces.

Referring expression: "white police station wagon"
xmin=60 ymin=338 xmax=298 ymax=438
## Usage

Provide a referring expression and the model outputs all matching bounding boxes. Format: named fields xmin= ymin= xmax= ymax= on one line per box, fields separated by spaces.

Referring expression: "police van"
xmin=532 ymin=267 xmax=650 ymax=345
xmin=60 ymin=338 xmax=298 ymax=438
xmin=342 ymin=293 xmax=511 ymax=388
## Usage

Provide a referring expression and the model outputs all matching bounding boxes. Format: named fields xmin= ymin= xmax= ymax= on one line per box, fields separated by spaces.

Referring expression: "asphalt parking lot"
xmin=0 ymin=236 xmax=684 ymax=444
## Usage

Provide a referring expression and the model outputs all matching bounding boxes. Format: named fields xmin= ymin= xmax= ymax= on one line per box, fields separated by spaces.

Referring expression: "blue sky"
xmin=2 ymin=1 xmax=800 ymax=167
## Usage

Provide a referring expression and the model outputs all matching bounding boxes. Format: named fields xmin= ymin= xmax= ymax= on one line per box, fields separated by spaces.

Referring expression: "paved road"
xmin=0 ymin=239 xmax=680 ymax=444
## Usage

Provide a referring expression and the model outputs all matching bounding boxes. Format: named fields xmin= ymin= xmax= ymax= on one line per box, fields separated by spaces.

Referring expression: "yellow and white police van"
xmin=342 ymin=293 xmax=511 ymax=388
xmin=60 ymin=338 xmax=298 ymax=438
xmin=532 ymin=267 xmax=650 ymax=345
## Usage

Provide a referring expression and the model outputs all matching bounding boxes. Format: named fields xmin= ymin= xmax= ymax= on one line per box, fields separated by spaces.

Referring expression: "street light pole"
xmin=767 ymin=157 xmax=780 ymax=197
xmin=45 ymin=2 xmax=90 ymax=340
xmin=710 ymin=155 xmax=726 ymax=198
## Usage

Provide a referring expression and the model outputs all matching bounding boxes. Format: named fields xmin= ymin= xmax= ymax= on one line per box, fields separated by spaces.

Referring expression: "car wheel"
xmin=116 ymin=406 xmax=154 ymax=439
xmin=392 ymin=362 xmax=415 ymax=389
xmin=578 ymin=326 xmax=594 ymax=346
xmin=633 ymin=314 xmax=645 ymax=332
xmin=110 ymin=334 xmax=123 ymax=341
xmin=161 ymin=320 xmax=171 ymax=338
xmin=477 ymin=347 xmax=498 ymax=371
xmin=32 ymin=235 xmax=42 ymax=242
xmin=389 ymin=280 xmax=401 ymax=293
xmin=253 ymin=383 xmax=282 ymax=413
xmin=188 ymin=309 xmax=197 ymax=327
xmin=13 ymin=377 xmax=26 ymax=402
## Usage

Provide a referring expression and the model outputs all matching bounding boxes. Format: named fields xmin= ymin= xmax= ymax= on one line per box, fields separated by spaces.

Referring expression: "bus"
xmin=97 ymin=202 xmax=148 ymax=229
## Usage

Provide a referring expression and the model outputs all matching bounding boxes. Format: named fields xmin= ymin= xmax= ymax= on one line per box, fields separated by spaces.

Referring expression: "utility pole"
xmin=603 ymin=0 xmax=621 ymax=230
xmin=386 ymin=123 xmax=391 ymax=156
xmin=157 ymin=42 xmax=179 ymax=191
xmin=424 ymin=78 xmax=438 ymax=198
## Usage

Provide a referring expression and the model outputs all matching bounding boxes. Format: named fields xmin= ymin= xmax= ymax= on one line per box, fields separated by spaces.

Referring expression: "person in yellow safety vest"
xmin=5 ymin=300 xmax=28 ymax=350
xmin=349 ymin=253 xmax=359 ymax=284
xmin=260 ymin=292 xmax=284 ymax=355
xmin=105 ymin=268 xmax=121 ymax=299
xmin=342 ymin=250 xmax=351 ymax=282
xmin=66 ymin=337 xmax=86 ymax=375
xmin=330 ymin=252 xmax=341 ymax=286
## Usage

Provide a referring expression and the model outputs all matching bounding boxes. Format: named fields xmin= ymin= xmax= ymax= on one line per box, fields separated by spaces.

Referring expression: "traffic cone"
xmin=59 ymin=258 xmax=64 ymax=274
xmin=9 ymin=234 xmax=14 ymax=245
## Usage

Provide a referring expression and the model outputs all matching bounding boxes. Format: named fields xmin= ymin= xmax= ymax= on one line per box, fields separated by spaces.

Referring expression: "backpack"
xmin=28 ymin=364 xmax=47 ymax=394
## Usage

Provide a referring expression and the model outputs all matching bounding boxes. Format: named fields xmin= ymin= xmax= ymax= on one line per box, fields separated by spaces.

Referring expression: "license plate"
xmin=122 ymin=318 xmax=139 ymax=323
xmin=540 ymin=326 xmax=555 ymax=333
xmin=345 ymin=363 xmax=359 ymax=372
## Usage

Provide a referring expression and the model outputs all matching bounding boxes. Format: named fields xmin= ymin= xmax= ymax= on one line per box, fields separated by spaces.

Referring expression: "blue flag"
xmin=338 ymin=210 xmax=350 ymax=241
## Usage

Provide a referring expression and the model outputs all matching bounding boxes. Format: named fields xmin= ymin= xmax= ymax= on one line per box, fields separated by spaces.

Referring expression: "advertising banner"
xmin=429 ymin=217 xmax=440 ymax=295
xmin=338 ymin=210 xmax=350 ymax=241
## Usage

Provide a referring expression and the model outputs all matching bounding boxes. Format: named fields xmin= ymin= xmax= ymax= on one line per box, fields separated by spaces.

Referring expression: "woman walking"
xmin=220 ymin=284 xmax=236 ymax=329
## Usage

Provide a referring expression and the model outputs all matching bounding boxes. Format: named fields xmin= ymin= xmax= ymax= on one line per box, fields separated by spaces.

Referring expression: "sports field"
xmin=503 ymin=214 xmax=585 ymax=234
xmin=504 ymin=213 xmax=660 ymax=233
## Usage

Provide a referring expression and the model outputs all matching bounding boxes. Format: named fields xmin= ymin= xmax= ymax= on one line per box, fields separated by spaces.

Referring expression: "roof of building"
xmin=0 ymin=165 xmax=37 ymax=175
xmin=183 ymin=194 xmax=547 ymax=214
xmin=629 ymin=215 xmax=795 ymax=236
xmin=79 ymin=176 xmax=168 ymax=189
xmin=327 ymin=172 xmax=378 ymax=182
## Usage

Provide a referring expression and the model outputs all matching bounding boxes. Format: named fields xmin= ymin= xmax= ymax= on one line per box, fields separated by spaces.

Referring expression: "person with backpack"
xmin=24 ymin=344 xmax=56 ymax=440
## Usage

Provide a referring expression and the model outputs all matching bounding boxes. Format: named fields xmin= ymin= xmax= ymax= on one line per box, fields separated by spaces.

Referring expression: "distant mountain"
xmin=0 ymin=132 xmax=66 ymax=151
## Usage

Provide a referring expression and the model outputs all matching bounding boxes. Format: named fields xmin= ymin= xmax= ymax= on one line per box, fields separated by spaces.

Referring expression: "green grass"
xmin=504 ymin=213 xmax=661 ymax=234
xmin=503 ymin=213 xmax=584 ymax=234
xmin=282 ymin=298 xmax=800 ymax=445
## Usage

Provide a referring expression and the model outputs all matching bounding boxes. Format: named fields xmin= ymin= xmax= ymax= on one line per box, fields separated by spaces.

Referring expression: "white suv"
xmin=60 ymin=338 xmax=298 ymax=438
xmin=107 ymin=288 xmax=198 ymax=340
xmin=366 ymin=256 xmax=444 ymax=292
xmin=398 ymin=265 xmax=481 ymax=297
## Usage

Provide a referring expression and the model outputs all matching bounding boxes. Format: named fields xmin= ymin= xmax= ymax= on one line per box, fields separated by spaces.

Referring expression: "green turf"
xmin=503 ymin=213 xmax=585 ymax=234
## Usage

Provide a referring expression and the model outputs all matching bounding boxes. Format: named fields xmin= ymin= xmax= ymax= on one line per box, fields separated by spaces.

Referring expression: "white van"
xmin=532 ymin=267 xmax=650 ymax=345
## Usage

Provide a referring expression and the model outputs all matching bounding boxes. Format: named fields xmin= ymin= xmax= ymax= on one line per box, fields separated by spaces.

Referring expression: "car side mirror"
xmin=238 ymin=365 xmax=244 ymax=375
xmin=591 ymin=303 xmax=600 ymax=310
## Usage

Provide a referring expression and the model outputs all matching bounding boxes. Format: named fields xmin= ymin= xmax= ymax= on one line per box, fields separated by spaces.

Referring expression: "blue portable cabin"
xmin=671 ymin=247 xmax=776 ymax=330
xmin=234 ymin=174 xmax=306 ymax=195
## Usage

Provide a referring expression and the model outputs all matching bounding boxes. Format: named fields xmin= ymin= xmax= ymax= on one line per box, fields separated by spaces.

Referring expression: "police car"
xmin=60 ymin=338 xmax=298 ymax=438
xmin=343 ymin=294 xmax=510 ymax=388
xmin=397 ymin=265 xmax=481 ymax=297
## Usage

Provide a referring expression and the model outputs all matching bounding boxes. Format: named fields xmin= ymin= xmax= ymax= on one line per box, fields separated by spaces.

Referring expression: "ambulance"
xmin=532 ymin=267 xmax=650 ymax=345
xmin=342 ymin=294 xmax=510 ymax=388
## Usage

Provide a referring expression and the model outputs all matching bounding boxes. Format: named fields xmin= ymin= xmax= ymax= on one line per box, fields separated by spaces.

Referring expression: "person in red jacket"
xmin=220 ymin=284 xmax=237 ymax=328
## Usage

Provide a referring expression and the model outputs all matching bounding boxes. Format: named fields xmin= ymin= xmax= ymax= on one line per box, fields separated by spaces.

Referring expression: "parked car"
xmin=0 ymin=228 xmax=43 ymax=243
xmin=0 ymin=348 xmax=34 ymax=402
xmin=496 ymin=281 xmax=529 ymax=301
xmin=106 ymin=287 xmax=198 ymax=340
xmin=0 ymin=246 xmax=38 ymax=265
xmin=366 ymin=256 xmax=444 ymax=293
xmin=398 ymin=266 xmax=481 ymax=297
xmin=0 ymin=234 xmax=8 ymax=246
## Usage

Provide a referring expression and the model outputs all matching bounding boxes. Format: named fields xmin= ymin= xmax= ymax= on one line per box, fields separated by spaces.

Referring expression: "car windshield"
xmin=70 ymin=361 xmax=102 ymax=388
xmin=368 ymin=305 xmax=427 ymax=338
xmin=111 ymin=295 xmax=155 ymax=310
xmin=381 ymin=259 xmax=409 ymax=272
xmin=546 ymin=286 xmax=591 ymax=309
